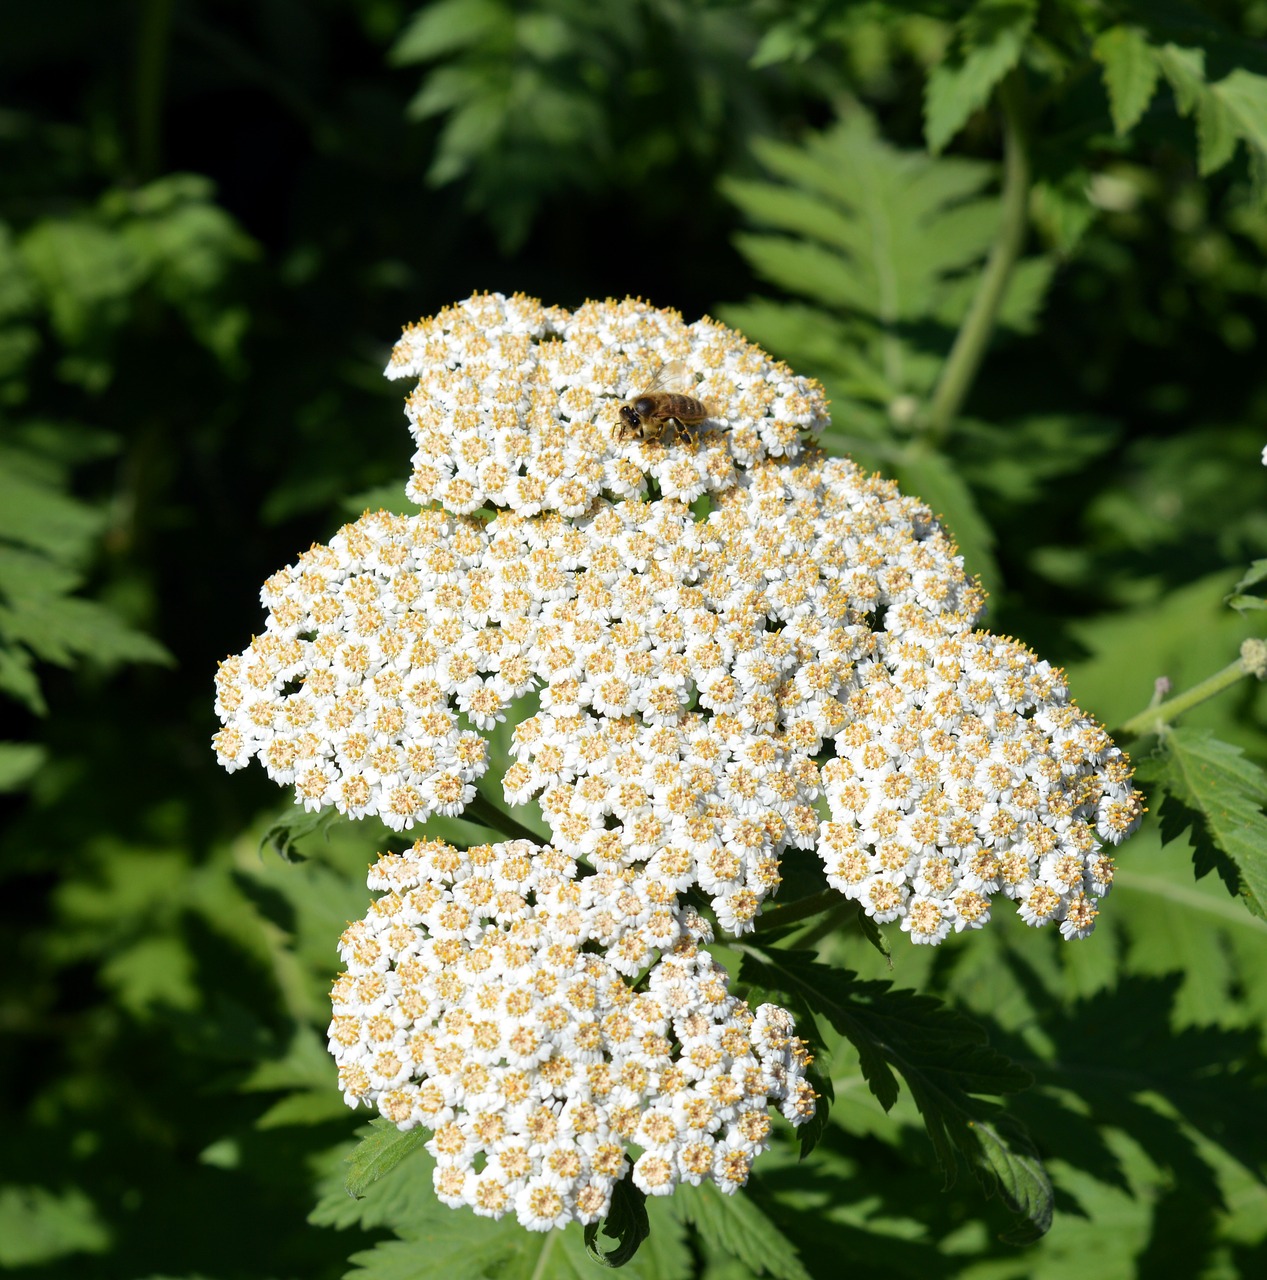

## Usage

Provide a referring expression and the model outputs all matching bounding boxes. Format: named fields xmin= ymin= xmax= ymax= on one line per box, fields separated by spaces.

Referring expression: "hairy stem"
xmin=922 ymin=74 xmax=1031 ymax=442
xmin=1118 ymin=644 xmax=1265 ymax=739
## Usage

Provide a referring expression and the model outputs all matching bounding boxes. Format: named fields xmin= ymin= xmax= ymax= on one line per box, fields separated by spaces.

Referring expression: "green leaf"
xmin=737 ymin=948 xmax=1049 ymax=1235
xmin=0 ymin=741 xmax=46 ymax=792
xmin=796 ymin=1059 xmax=834 ymax=1160
xmin=1213 ymin=69 xmax=1267 ymax=164
xmin=969 ymin=1117 xmax=1053 ymax=1244
xmin=670 ymin=1180 xmax=810 ymax=1280
xmin=0 ymin=461 xmax=103 ymax=562
xmin=724 ymin=109 xmax=1055 ymax=436
xmin=391 ymin=0 xmax=507 ymax=66
xmin=584 ymin=1176 xmax=649 ymax=1268
xmin=731 ymin=116 xmax=996 ymax=333
xmin=1155 ymin=727 xmax=1267 ymax=921
xmin=956 ymin=413 xmax=1121 ymax=504
xmin=893 ymin=446 xmax=1001 ymax=604
xmin=346 ymin=1219 xmax=528 ymax=1280
xmin=1226 ymin=559 xmax=1267 ymax=613
xmin=0 ymin=1185 xmax=111 ymax=1267
xmin=1156 ymin=47 xmax=1267 ymax=180
xmin=259 ymin=803 xmax=338 ymax=862
xmin=1093 ymin=26 xmax=1161 ymax=135
xmin=1029 ymin=171 xmax=1096 ymax=255
xmin=924 ymin=0 xmax=1036 ymax=154
xmin=0 ymin=594 xmax=171 ymax=669
xmin=0 ymin=645 xmax=45 ymax=714
xmin=345 ymin=1118 xmax=430 ymax=1199
xmin=750 ymin=21 xmax=814 ymax=70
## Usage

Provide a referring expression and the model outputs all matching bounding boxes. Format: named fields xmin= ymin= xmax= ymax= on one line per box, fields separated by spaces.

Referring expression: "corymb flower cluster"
xmin=214 ymin=293 xmax=1143 ymax=1227
xmin=331 ymin=838 xmax=813 ymax=1228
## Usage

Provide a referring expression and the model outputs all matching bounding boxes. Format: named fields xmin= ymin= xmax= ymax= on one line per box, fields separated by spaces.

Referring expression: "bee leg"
xmin=669 ymin=419 xmax=698 ymax=448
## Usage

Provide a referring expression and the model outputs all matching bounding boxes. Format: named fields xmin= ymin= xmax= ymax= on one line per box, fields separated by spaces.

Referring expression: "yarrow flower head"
xmin=215 ymin=291 xmax=1143 ymax=1225
xmin=329 ymin=838 xmax=814 ymax=1229
xmin=215 ymin=292 xmax=1141 ymax=947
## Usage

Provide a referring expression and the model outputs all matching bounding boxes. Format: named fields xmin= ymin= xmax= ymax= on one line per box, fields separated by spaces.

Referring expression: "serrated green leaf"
xmin=725 ymin=109 xmax=1053 ymax=435
xmin=1213 ymin=69 xmax=1267 ymax=162
xmin=0 ymin=1185 xmax=111 ymax=1267
xmin=1155 ymin=48 xmax=1267 ymax=178
xmin=731 ymin=233 xmax=865 ymax=314
xmin=19 ymin=218 xmax=143 ymax=347
xmin=1196 ymin=87 xmax=1239 ymax=175
xmin=0 ymin=741 xmax=46 ymax=792
xmin=0 ymin=645 xmax=45 ymax=713
xmin=738 ymin=118 xmax=996 ymax=333
xmin=345 ymin=1118 xmax=430 ymax=1199
xmin=969 ymin=1117 xmax=1053 ymax=1243
xmin=346 ymin=1221 xmax=525 ymax=1280
xmin=736 ymin=948 xmax=1049 ymax=1234
xmin=893 ymin=446 xmax=1001 ymax=604
xmin=585 ymin=1177 xmax=649 ymax=1268
xmin=260 ymin=803 xmax=338 ymax=861
xmin=670 ymin=1180 xmax=810 ymax=1280
xmin=0 ymin=462 xmax=103 ymax=562
xmin=1093 ymin=26 xmax=1161 ymax=135
xmin=0 ymin=594 xmax=171 ymax=669
xmin=1156 ymin=43 xmax=1207 ymax=117
xmin=796 ymin=1060 xmax=834 ymax=1160
xmin=925 ymin=0 xmax=1036 ymax=154
xmin=0 ymin=545 xmax=82 ymax=601
xmin=1155 ymin=727 xmax=1267 ymax=920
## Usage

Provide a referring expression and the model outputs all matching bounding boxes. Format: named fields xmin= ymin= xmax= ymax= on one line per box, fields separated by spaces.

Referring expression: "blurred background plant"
xmin=4 ymin=1 xmax=1267 ymax=1277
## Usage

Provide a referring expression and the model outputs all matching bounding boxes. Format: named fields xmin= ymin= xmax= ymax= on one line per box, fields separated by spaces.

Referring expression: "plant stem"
xmin=134 ymin=0 xmax=174 ymax=181
xmin=922 ymin=74 xmax=1031 ymax=443
xmin=794 ymin=898 xmax=862 ymax=949
xmin=755 ymin=888 xmax=840 ymax=932
xmin=1118 ymin=654 xmax=1256 ymax=739
xmin=461 ymin=792 xmax=547 ymax=847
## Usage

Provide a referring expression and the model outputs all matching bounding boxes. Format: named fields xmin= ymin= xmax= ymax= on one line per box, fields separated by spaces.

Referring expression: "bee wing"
xmin=644 ymin=359 xmax=689 ymax=394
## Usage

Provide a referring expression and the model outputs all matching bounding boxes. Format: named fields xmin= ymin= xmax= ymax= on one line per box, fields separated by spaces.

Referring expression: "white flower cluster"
xmin=329 ymin=838 xmax=814 ymax=1230
xmin=385 ymin=293 xmax=829 ymax=515
xmin=215 ymin=290 xmax=1144 ymax=1230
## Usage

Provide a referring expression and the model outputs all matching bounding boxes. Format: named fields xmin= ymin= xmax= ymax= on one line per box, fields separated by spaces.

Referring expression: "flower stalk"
xmin=922 ymin=73 xmax=1031 ymax=442
xmin=1118 ymin=639 xmax=1267 ymax=739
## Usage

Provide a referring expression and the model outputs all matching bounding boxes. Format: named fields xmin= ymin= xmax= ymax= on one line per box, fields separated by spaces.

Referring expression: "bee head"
xmin=619 ymin=404 xmax=641 ymax=429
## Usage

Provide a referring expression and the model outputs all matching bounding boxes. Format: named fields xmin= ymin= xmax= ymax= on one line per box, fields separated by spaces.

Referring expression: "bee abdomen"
xmin=659 ymin=393 xmax=709 ymax=422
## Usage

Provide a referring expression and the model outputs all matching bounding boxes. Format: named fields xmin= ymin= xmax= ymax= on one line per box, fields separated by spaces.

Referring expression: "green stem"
xmin=1118 ymin=654 xmax=1256 ymax=739
xmin=461 ymin=792 xmax=547 ymax=847
xmin=134 ymin=0 xmax=174 ymax=180
xmin=922 ymin=74 xmax=1031 ymax=443
xmin=794 ymin=897 xmax=862 ymax=949
xmin=755 ymin=888 xmax=840 ymax=932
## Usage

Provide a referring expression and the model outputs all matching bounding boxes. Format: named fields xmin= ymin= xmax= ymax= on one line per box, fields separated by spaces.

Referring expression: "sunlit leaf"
xmin=924 ymin=0 xmax=1035 ymax=154
xmin=670 ymin=1180 xmax=810 ymax=1280
xmin=1154 ymin=727 xmax=1267 ymax=920
xmin=1093 ymin=26 xmax=1162 ymax=135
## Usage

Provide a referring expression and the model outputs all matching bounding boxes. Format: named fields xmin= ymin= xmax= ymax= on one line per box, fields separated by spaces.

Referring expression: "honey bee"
xmin=612 ymin=360 xmax=713 ymax=446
